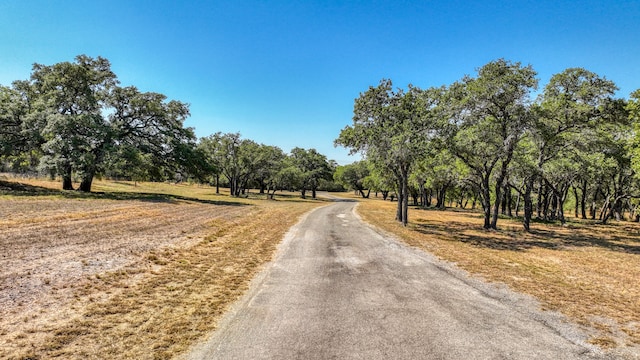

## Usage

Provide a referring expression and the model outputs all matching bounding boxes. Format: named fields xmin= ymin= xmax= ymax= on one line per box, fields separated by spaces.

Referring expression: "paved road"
xmin=187 ymin=199 xmax=606 ymax=359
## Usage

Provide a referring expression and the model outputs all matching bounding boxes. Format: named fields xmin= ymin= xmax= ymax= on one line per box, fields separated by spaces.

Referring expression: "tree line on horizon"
xmin=0 ymin=55 xmax=338 ymax=198
xmin=335 ymin=59 xmax=640 ymax=231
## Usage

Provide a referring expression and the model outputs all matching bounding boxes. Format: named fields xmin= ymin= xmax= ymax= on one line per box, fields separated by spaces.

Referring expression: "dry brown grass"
xmin=0 ymin=178 xmax=323 ymax=359
xmin=351 ymin=195 xmax=640 ymax=352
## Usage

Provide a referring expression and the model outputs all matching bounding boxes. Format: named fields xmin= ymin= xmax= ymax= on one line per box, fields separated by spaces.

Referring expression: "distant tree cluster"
xmin=198 ymin=132 xmax=336 ymax=199
xmin=0 ymin=55 xmax=338 ymax=197
xmin=336 ymin=59 xmax=640 ymax=231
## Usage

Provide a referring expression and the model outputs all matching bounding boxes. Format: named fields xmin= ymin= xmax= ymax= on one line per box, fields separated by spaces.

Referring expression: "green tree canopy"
xmin=3 ymin=55 xmax=196 ymax=191
xmin=445 ymin=59 xmax=538 ymax=229
xmin=334 ymin=161 xmax=371 ymax=198
xmin=336 ymin=80 xmax=442 ymax=225
xmin=290 ymin=147 xmax=334 ymax=199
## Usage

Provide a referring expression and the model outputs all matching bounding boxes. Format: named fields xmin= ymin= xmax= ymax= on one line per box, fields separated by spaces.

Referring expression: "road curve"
xmin=186 ymin=200 xmax=606 ymax=360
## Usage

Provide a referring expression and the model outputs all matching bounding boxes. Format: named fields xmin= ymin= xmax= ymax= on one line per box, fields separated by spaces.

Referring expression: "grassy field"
xmin=0 ymin=177 xmax=325 ymax=359
xmin=350 ymin=194 xmax=640 ymax=353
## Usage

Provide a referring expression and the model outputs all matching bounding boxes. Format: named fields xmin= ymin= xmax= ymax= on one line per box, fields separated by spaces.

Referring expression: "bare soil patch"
xmin=351 ymin=195 xmax=640 ymax=355
xmin=0 ymin=178 xmax=322 ymax=359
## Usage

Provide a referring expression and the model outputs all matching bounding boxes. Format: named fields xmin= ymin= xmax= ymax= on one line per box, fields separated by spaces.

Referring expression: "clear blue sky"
xmin=1 ymin=1 xmax=639 ymax=164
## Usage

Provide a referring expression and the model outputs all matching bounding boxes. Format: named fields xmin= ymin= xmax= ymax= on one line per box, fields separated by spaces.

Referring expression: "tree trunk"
xmin=227 ymin=175 xmax=235 ymax=197
xmin=233 ymin=178 xmax=241 ymax=197
xmin=491 ymin=175 xmax=507 ymax=229
xmin=410 ymin=187 xmax=418 ymax=206
xmin=501 ymin=185 xmax=508 ymax=216
xmin=483 ymin=193 xmax=491 ymax=229
xmin=491 ymin=146 xmax=514 ymax=229
xmin=558 ymin=185 xmax=571 ymax=224
xmin=506 ymin=186 xmax=513 ymax=217
xmin=491 ymin=184 xmax=501 ymax=230
xmin=457 ymin=187 xmax=465 ymax=208
xmin=62 ymin=163 xmax=73 ymax=190
xmin=78 ymin=175 xmax=94 ymax=192
xmin=542 ymin=185 xmax=552 ymax=220
xmin=557 ymin=194 xmax=565 ymax=224
xmin=590 ymin=186 xmax=599 ymax=220
xmin=312 ymin=188 xmax=317 ymax=199
xmin=396 ymin=176 xmax=403 ymax=223
xmin=401 ymin=170 xmax=409 ymax=227
xmin=536 ymin=178 xmax=544 ymax=219
xmin=601 ymin=197 xmax=617 ymax=225
xmin=579 ymin=180 xmax=587 ymax=219
xmin=501 ymin=184 xmax=513 ymax=217
xmin=523 ymin=177 xmax=534 ymax=232
xmin=550 ymin=193 xmax=558 ymax=221
xmin=481 ymin=176 xmax=492 ymax=229
xmin=614 ymin=200 xmax=622 ymax=221
xmin=599 ymin=194 xmax=611 ymax=222
xmin=436 ymin=187 xmax=444 ymax=208
xmin=572 ymin=186 xmax=579 ymax=218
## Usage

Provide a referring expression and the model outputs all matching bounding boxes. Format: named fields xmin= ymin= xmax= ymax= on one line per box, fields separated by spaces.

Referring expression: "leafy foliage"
xmin=337 ymin=60 xmax=640 ymax=231
xmin=336 ymin=79 xmax=443 ymax=225
xmin=290 ymin=147 xmax=334 ymax=199
xmin=334 ymin=161 xmax=371 ymax=197
xmin=0 ymin=55 xmax=197 ymax=191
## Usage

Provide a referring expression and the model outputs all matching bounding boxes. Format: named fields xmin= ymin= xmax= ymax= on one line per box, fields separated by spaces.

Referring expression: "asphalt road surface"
xmin=187 ymin=199 xmax=608 ymax=360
